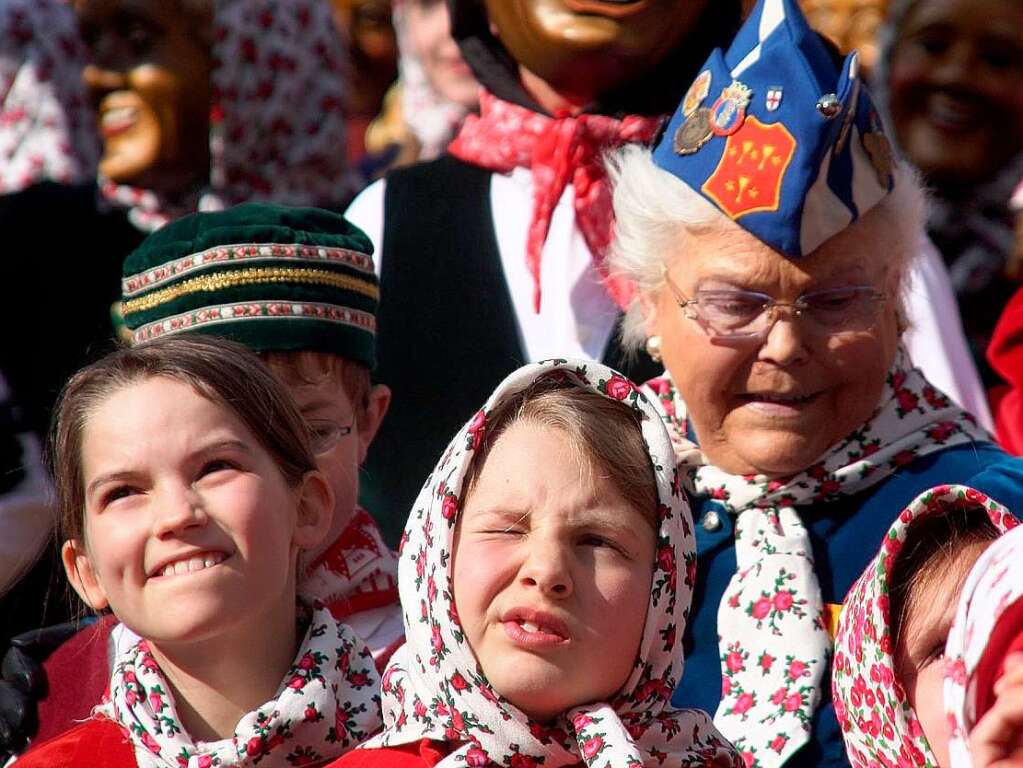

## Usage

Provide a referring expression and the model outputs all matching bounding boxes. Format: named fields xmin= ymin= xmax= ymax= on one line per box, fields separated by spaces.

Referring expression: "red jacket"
xmin=16 ymin=719 xmax=135 ymax=768
xmin=328 ymin=740 xmax=451 ymax=767
xmin=989 ymin=285 xmax=1023 ymax=454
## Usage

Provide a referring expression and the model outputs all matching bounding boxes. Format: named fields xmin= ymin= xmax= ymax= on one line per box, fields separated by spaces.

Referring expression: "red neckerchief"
xmin=448 ymin=90 xmax=662 ymax=312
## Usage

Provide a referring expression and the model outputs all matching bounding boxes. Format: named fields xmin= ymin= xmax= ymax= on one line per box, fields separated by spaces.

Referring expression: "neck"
xmin=518 ymin=65 xmax=593 ymax=116
xmin=147 ymin=600 xmax=300 ymax=743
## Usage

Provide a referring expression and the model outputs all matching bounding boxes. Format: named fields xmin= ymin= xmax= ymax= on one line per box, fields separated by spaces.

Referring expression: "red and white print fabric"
xmin=944 ymin=523 xmax=1023 ymax=768
xmin=448 ymin=91 xmax=661 ymax=313
xmin=0 ymin=0 xmax=98 ymax=194
xmin=833 ymin=485 xmax=1016 ymax=768
xmin=102 ymin=0 xmax=351 ymax=232
xmin=362 ymin=358 xmax=742 ymax=767
xmin=96 ymin=605 xmax=383 ymax=767
xmin=642 ymin=348 xmax=990 ymax=767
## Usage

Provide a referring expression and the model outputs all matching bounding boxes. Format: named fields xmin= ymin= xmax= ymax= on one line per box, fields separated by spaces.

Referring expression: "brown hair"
xmin=889 ymin=504 xmax=1000 ymax=652
xmin=49 ymin=335 xmax=317 ymax=545
xmin=463 ymin=378 xmax=659 ymax=526
xmin=260 ymin=350 xmax=373 ymax=430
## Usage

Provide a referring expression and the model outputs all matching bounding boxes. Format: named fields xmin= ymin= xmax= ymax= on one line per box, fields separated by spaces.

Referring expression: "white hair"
xmin=606 ymin=143 xmax=927 ymax=349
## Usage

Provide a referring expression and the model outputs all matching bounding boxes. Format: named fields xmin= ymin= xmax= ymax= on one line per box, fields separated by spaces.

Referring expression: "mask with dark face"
xmin=76 ymin=0 xmax=212 ymax=196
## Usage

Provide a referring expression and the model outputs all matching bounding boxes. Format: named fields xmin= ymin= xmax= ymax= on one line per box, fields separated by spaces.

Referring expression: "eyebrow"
xmin=85 ymin=438 xmax=253 ymax=497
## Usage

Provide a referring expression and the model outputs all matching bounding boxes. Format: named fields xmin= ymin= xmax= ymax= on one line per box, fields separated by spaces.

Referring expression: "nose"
xmin=82 ymin=64 xmax=127 ymax=98
xmin=518 ymin=536 xmax=573 ymax=598
xmin=757 ymin=307 xmax=810 ymax=367
xmin=930 ymin=40 xmax=975 ymax=87
xmin=152 ymin=486 xmax=207 ymax=539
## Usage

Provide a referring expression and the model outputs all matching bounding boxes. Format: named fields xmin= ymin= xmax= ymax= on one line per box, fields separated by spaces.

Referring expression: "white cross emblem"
xmin=766 ymin=87 xmax=783 ymax=112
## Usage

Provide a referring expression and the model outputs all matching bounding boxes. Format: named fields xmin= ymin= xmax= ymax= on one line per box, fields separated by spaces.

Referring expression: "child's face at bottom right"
xmin=895 ymin=540 xmax=992 ymax=768
xmin=451 ymin=421 xmax=655 ymax=722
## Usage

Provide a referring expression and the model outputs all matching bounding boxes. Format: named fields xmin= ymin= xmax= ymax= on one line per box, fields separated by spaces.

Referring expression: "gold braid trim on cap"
xmin=121 ymin=267 xmax=379 ymax=317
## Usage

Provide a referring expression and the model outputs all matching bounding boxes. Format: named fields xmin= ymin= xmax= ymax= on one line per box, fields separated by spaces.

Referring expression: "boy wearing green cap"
xmin=5 ymin=203 xmax=401 ymax=754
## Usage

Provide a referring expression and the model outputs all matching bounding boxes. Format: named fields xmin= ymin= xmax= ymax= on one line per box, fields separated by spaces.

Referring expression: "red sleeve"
xmin=973 ymin=596 xmax=1023 ymax=722
xmin=17 ymin=718 xmax=135 ymax=768
xmin=326 ymin=739 xmax=451 ymax=767
xmin=35 ymin=615 xmax=117 ymax=744
xmin=988 ymin=286 xmax=1023 ymax=454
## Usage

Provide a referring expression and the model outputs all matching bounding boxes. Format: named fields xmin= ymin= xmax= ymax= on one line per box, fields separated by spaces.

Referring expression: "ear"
xmin=61 ymin=539 xmax=109 ymax=611
xmin=291 ymin=471 xmax=334 ymax=552
xmin=355 ymin=383 xmax=391 ymax=466
xmin=640 ymin=289 xmax=662 ymax=340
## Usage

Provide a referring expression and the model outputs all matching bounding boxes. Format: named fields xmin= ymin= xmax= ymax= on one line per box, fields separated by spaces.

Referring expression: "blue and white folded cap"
xmin=652 ymin=0 xmax=894 ymax=257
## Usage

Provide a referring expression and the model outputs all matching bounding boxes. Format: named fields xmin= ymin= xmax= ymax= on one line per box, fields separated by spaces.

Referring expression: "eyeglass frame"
xmin=306 ymin=418 xmax=355 ymax=455
xmin=662 ymin=271 xmax=887 ymax=342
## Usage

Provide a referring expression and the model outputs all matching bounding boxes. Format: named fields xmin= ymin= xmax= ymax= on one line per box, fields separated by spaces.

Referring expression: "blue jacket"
xmin=673 ymin=440 xmax=1023 ymax=767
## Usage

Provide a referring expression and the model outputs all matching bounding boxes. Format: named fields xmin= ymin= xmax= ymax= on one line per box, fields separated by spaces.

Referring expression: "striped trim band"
xmin=121 ymin=266 xmax=379 ymax=317
xmin=130 ymin=300 xmax=377 ymax=344
xmin=122 ymin=243 xmax=376 ymax=297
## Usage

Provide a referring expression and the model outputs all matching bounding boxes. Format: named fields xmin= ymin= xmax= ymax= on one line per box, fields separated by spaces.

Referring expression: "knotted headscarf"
xmin=100 ymin=0 xmax=352 ymax=232
xmin=642 ymin=348 xmax=990 ymax=767
xmin=363 ymin=358 xmax=741 ymax=767
xmin=945 ymin=522 xmax=1023 ymax=768
xmin=96 ymin=605 xmax=383 ymax=768
xmin=448 ymin=91 xmax=661 ymax=313
xmin=0 ymin=0 xmax=98 ymax=194
xmin=832 ymin=485 xmax=1016 ymax=768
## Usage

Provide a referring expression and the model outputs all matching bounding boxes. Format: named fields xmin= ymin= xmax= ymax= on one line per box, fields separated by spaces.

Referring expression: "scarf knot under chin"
xmin=641 ymin=346 xmax=990 ymax=768
xmin=448 ymin=90 xmax=662 ymax=313
xmin=97 ymin=605 xmax=383 ymax=768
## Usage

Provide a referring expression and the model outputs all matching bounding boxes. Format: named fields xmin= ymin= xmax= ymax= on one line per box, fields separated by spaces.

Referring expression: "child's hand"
xmin=969 ymin=653 xmax=1023 ymax=768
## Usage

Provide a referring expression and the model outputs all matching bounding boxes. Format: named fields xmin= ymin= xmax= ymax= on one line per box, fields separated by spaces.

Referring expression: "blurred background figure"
xmin=800 ymin=0 xmax=889 ymax=73
xmin=363 ymin=0 xmax=479 ymax=172
xmin=0 ymin=0 xmax=352 ymax=640
xmin=877 ymin=0 xmax=1023 ymax=386
xmin=330 ymin=0 xmax=397 ymax=167
xmin=0 ymin=0 xmax=98 ymax=195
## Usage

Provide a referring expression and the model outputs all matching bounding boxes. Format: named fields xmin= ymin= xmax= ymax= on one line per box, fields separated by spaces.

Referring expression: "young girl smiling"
xmin=19 ymin=335 xmax=382 ymax=767
xmin=336 ymin=359 xmax=740 ymax=767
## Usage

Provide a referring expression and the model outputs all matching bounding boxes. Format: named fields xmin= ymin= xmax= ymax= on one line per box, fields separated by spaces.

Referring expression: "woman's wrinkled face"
xmin=406 ymin=0 xmax=478 ymax=109
xmin=482 ymin=0 xmax=710 ymax=99
xmin=894 ymin=540 xmax=992 ymax=768
xmin=76 ymin=0 xmax=211 ymax=192
xmin=887 ymin=0 xmax=1023 ymax=192
xmin=651 ymin=222 xmax=900 ymax=477
xmin=452 ymin=422 xmax=655 ymax=721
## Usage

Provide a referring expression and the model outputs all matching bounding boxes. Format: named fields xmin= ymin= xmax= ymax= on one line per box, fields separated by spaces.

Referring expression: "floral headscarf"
xmin=642 ymin=348 xmax=990 ymax=767
xmin=944 ymin=523 xmax=1023 ymax=768
xmin=362 ymin=358 xmax=742 ymax=767
xmin=832 ymin=484 xmax=1017 ymax=768
xmin=96 ymin=605 xmax=383 ymax=768
xmin=0 ymin=0 xmax=98 ymax=194
xmin=101 ymin=0 xmax=352 ymax=232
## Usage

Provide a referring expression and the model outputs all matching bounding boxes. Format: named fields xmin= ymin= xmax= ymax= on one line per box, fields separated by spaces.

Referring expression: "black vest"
xmin=360 ymin=155 xmax=660 ymax=544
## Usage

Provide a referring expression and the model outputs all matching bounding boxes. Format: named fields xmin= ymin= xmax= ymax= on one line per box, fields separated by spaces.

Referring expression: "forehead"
xmin=670 ymin=220 xmax=885 ymax=289
xmin=899 ymin=0 xmax=1023 ymax=40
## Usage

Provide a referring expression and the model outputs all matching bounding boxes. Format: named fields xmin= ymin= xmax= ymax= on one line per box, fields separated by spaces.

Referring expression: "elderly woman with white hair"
xmin=607 ymin=1 xmax=1023 ymax=767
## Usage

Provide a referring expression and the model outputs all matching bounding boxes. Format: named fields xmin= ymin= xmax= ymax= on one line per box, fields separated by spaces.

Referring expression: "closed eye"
xmin=100 ymin=484 xmax=140 ymax=508
xmin=199 ymin=458 xmax=238 ymax=477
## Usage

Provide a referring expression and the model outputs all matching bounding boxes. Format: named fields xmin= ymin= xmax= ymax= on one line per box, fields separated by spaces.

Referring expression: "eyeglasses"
xmin=307 ymin=419 xmax=354 ymax=455
xmin=664 ymin=273 xmax=886 ymax=342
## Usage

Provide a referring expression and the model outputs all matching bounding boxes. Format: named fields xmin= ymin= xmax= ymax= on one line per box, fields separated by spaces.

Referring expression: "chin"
xmin=734 ymin=430 xmax=831 ymax=477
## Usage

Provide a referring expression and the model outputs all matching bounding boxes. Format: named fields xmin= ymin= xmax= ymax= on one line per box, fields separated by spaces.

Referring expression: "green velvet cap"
xmin=121 ymin=203 xmax=378 ymax=368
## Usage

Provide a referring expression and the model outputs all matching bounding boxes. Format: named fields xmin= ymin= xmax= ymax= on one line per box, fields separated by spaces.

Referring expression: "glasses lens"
xmin=694 ymin=290 xmax=772 ymax=333
xmin=307 ymin=420 xmax=352 ymax=455
xmin=801 ymin=287 xmax=881 ymax=330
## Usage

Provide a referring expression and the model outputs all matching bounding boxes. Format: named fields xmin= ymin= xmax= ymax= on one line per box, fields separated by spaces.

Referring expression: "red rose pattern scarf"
xmin=833 ymin=485 xmax=1016 ymax=768
xmin=360 ymin=358 xmax=742 ymax=767
xmin=448 ymin=91 xmax=661 ymax=313
xmin=945 ymin=522 xmax=1023 ymax=768
xmin=642 ymin=348 xmax=990 ymax=767
xmin=96 ymin=605 xmax=383 ymax=768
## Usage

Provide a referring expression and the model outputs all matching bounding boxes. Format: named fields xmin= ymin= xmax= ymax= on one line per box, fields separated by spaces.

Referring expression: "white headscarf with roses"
xmin=360 ymin=358 xmax=741 ymax=768
xmin=945 ymin=521 xmax=1023 ymax=768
